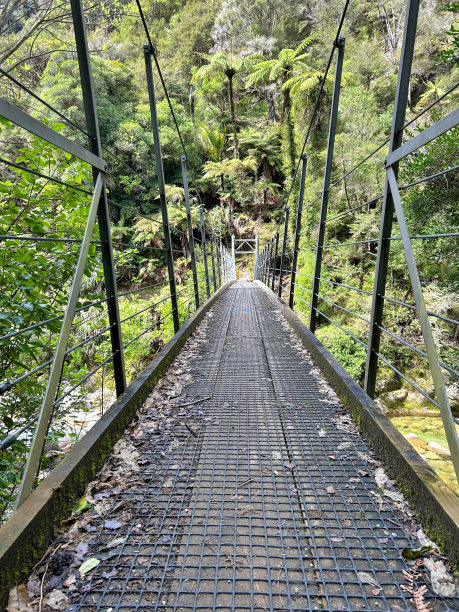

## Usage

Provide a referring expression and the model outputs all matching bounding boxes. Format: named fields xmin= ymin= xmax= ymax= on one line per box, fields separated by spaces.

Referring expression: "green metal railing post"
xmin=216 ymin=239 xmax=222 ymax=287
xmin=289 ymin=154 xmax=307 ymax=309
xmin=364 ymin=0 xmax=419 ymax=397
xmin=310 ymin=37 xmax=345 ymax=332
xmin=200 ymin=207 xmax=211 ymax=298
xmin=144 ymin=45 xmax=180 ymax=333
xmin=71 ymin=0 xmax=126 ymax=396
xmin=266 ymin=238 xmax=273 ymax=286
xmin=262 ymin=247 xmax=267 ymax=283
xmin=271 ymin=232 xmax=280 ymax=291
xmin=278 ymin=207 xmax=290 ymax=298
xmin=210 ymin=237 xmax=217 ymax=292
xmin=181 ymin=155 xmax=199 ymax=310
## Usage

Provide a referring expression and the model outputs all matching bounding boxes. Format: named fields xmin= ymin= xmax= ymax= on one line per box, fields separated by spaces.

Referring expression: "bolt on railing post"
xmin=271 ymin=232 xmax=280 ymax=292
xmin=199 ymin=207 xmax=211 ymax=299
xmin=210 ymin=237 xmax=217 ymax=292
xmin=309 ymin=37 xmax=345 ymax=332
xmin=289 ymin=153 xmax=308 ymax=309
xmin=364 ymin=0 xmax=419 ymax=398
xmin=144 ymin=45 xmax=180 ymax=334
xmin=278 ymin=207 xmax=290 ymax=299
xmin=181 ymin=155 xmax=199 ymax=310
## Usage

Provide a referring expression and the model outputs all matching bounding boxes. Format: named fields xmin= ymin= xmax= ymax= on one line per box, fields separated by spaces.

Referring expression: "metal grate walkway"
xmin=66 ymin=282 xmax=454 ymax=611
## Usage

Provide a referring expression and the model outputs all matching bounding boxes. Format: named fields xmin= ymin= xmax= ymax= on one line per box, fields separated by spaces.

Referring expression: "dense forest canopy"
xmin=0 ymin=0 xmax=458 ymax=514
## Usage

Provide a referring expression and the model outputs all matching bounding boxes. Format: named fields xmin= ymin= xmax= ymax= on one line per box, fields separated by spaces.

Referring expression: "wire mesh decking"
xmin=51 ymin=282 xmax=456 ymax=612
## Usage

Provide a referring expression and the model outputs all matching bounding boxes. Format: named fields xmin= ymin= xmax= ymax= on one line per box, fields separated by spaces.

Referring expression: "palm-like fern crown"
xmin=192 ymin=51 xmax=245 ymax=83
xmin=245 ymin=35 xmax=316 ymax=88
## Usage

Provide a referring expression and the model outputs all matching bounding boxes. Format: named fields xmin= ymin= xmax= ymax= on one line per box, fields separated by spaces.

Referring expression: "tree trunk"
xmin=265 ymin=88 xmax=277 ymax=122
xmin=279 ymin=89 xmax=289 ymax=124
xmin=220 ymin=174 xmax=225 ymax=208
xmin=189 ymin=83 xmax=195 ymax=117
xmin=228 ymin=74 xmax=239 ymax=158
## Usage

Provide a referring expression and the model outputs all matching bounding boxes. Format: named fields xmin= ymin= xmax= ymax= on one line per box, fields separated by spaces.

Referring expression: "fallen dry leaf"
xmin=423 ymin=558 xmax=456 ymax=597
xmin=44 ymin=589 xmax=69 ymax=610
xmin=326 ymin=485 xmax=336 ymax=494
xmin=357 ymin=572 xmax=379 ymax=588
xmin=137 ymin=557 xmax=151 ymax=565
xmin=358 ymin=469 xmax=368 ymax=476
xmin=337 ymin=441 xmax=352 ymax=450
xmin=7 ymin=585 xmax=32 ymax=611
xmin=104 ymin=520 xmax=122 ymax=530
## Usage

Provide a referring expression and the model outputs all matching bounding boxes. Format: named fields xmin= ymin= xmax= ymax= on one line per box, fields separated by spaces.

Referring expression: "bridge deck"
xmin=36 ymin=282 xmax=454 ymax=611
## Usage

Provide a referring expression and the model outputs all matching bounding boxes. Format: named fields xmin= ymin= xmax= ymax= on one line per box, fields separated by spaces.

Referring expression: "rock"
xmin=43 ymin=590 xmax=69 ymax=610
xmin=379 ymin=388 xmax=408 ymax=409
xmin=446 ymin=384 xmax=459 ymax=414
xmin=375 ymin=373 xmax=402 ymax=395
xmin=427 ymin=441 xmax=451 ymax=456
xmin=405 ymin=433 xmax=418 ymax=440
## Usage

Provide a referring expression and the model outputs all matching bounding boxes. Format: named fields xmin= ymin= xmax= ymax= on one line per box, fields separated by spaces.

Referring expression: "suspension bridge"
xmin=0 ymin=0 xmax=458 ymax=609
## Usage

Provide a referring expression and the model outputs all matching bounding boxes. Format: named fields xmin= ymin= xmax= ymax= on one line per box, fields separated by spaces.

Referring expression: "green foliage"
xmin=316 ymin=325 xmax=368 ymax=381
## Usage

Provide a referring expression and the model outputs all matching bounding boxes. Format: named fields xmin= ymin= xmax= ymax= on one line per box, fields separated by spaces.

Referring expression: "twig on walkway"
xmin=174 ymin=396 xmax=211 ymax=407
xmin=238 ymin=478 xmax=254 ymax=488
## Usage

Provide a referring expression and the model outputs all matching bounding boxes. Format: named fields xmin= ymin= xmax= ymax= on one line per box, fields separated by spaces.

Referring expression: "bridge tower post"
xmin=144 ymin=45 xmax=180 ymax=334
xmin=199 ymin=207 xmax=211 ymax=298
xmin=254 ymin=234 xmax=259 ymax=279
xmin=181 ymin=156 xmax=200 ymax=310
xmin=271 ymin=232 xmax=280 ymax=291
xmin=289 ymin=154 xmax=308 ymax=309
xmin=210 ymin=237 xmax=218 ymax=292
xmin=364 ymin=0 xmax=419 ymax=398
xmin=309 ymin=36 xmax=345 ymax=332
xmin=278 ymin=207 xmax=290 ymax=299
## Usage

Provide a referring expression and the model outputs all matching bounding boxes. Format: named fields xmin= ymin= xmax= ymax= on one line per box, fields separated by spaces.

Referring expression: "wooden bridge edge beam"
xmin=255 ymin=281 xmax=459 ymax=566
xmin=0 ymin=281 xmax=237 ymax=605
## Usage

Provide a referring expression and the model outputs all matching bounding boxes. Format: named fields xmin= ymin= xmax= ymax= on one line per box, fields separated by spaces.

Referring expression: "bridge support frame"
xmin=278 ymin=207 xmax=290 ymax=298
xmin=181 ymin=156 xmax=200 ymax=310
xmin=289 ymin=154 xmax=307 ymax=309
xmin=309 ymin=37 xmax=345 ymax=332
xmin=144 ymin=45 xmax=180 ymax=334
xmin=200 ymin=207 xmax=211 ymax=299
